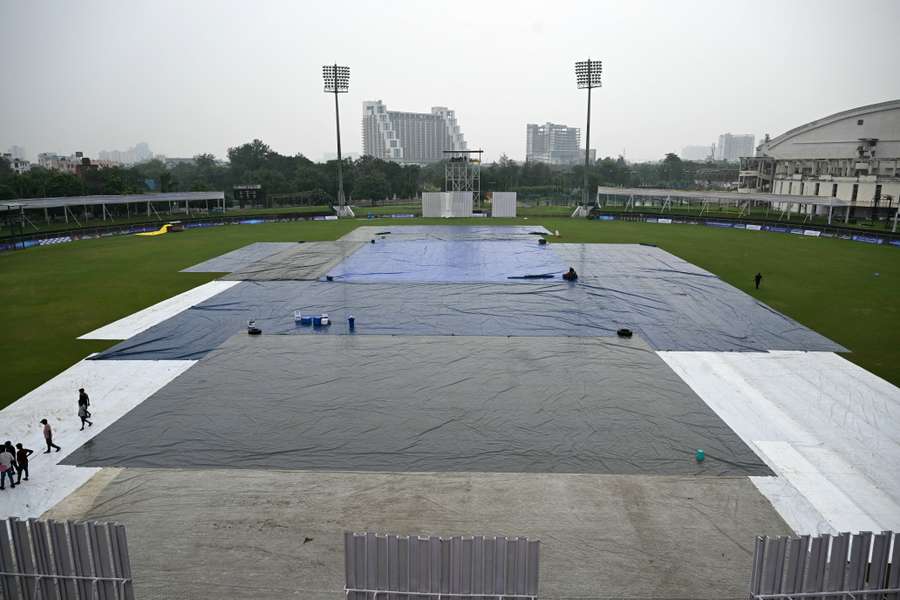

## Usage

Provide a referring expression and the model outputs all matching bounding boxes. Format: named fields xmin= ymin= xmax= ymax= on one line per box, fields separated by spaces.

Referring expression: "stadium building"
xmin=739 ymin=99 xmax=900 ymax=217
xmin=361 ymin=100 xmax=467 ymax=164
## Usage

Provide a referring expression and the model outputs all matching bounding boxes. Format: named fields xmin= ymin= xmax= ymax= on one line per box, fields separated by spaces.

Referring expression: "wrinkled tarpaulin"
xmin=327 ymin=240 xmax=566 ymax=283
xmin=92 ymin=273 xmax=843 ymax=361
xmin=339 ymin=225 xmax=551 ymax=242
xmin=181 ymin=242 xmax=297 ymax=273
xmin=222 ymin=241 xmax=364 ymax=281
xmin=66 ymin=334 xmax=772 ymax=475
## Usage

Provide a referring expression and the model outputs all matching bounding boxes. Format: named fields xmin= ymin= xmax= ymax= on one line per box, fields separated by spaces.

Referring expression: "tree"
xmin=227 ymin=139 xmax=271 ymax=173
xmin=354 ymin=172 xmax=390 ymax=204
xmin=0 ymin=157 xmax=13 ymax=182
xmin=660 ymin=153 xmax=685 ymax=184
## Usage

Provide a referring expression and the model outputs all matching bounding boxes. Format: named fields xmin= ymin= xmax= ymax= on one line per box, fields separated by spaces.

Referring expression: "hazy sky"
xmin=2 ymin=0 xmax=899 ymax=163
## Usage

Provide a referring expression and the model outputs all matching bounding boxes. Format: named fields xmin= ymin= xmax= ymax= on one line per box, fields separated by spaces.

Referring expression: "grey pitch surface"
xmin=46 ymin=469 xmax=791 ymax=600
xmin=67 ymin=334 xmax=771 ymax=475
xmin=180 ymin=242 xmax=296 ymax=273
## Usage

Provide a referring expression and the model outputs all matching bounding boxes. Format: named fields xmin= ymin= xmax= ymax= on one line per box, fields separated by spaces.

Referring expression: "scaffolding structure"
xmin=444 ymin=150 xmax=482 ymax=208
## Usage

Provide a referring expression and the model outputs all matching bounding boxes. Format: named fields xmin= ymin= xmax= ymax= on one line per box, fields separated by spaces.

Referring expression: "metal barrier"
xmin=344 ymin=532 xmax=539 ymax=600
xmin=0 ymin=517 xmax=134 ymax=600
xmin=750 ymin=531 xmax=899 ymax=599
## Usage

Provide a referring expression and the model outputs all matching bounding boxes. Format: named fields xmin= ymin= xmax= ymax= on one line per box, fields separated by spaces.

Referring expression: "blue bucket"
xmin=300 ymin=316 xmax=313 ymax=326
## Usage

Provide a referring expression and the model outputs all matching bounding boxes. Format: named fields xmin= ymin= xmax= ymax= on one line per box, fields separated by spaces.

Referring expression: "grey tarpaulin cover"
xmin=181 ymin=242 xmax=296 ymax=273
xmin=221 ymin=241 xmax=364 ymax=281
xmin=92 ymin=271 xmax=844 ymax=361
xmin=65 ymin=334 xmax=772 ymax=475
xmin=339 ymin=225 xmax=551 ymax=242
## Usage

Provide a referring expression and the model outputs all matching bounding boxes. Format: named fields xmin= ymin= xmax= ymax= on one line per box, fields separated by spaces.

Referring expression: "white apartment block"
xmin=2 ymin=153 xmax=32 ymax=174
xmin=362 ymin=101 xmax=467 ymax=164
xmin=715 ymin=133 xmax=755 ymax=162
xmin=526 ymin=123 xmax=581 ymax=165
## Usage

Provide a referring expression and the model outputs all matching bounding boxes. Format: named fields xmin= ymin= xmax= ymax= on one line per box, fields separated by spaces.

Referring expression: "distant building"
xmin=715 ymin=133 xmax=755 ymax=162
xmin=1 ymin=152 xmax=32 ymax=174
xmin=362 ymin=101 xmax=467 ymax=164
xmin=37 ymin=151 xmax=118 ymax=174
xmin=164 ymin=157 xmax=196 ymax=168
xmin=7 ymin=145 xmax=27 ymax=161
xmin=681 ymin=144 xmax=714 ymax=161
xmin=98 ymin=142 xmax=153 ymax=166
xmin=739 ymin=100 xmax=900 ymax=217
xmin=526 ymin=123 xmax=581 ymax=165
xmin=38 ymin=152 xmax=79 ymax=173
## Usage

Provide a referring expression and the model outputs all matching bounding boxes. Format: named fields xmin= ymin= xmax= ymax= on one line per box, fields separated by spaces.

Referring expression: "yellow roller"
xmin=136 ymin=222 xmax=183 ymax=236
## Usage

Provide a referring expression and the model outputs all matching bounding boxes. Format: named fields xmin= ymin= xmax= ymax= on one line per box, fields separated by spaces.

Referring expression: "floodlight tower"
xmin=323 ymin=64 xmax=353 ymax=217
xmin=575 ymin=59 xmax=602 ymax=210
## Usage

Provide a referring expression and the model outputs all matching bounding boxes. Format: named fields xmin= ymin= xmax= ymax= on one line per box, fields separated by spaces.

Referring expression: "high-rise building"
xmin=526 ymin=123 xmax=581 ymax=165
xmin=681 ymin=144 xmax=715 ymax=161
xmin=98 ymin=142 xmax=153 ymax=165
xmin=362 ymin=101 xmax=466 ymax=164
xmin=715 ymin=133 xmax=755 ymax=162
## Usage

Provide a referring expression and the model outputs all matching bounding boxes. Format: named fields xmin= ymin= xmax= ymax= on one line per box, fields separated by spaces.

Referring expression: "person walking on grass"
xmin=40 ymin=419 xmax=61 ymax=453
xmin=15 ymin=443 xmax=33 ymax=483
xmin=0 ymin=442 xmax=16 ymax=490
xmin=754 ymin=272 xmax=763 ymax=290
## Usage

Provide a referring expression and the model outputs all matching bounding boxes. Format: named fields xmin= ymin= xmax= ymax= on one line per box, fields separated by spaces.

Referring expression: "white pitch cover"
xmin=492 ymin=192 xmax=517 ymax=217
xmin=79 ymin=280 xmax=239 ymax=340
xmin=0 ymin=357 xmax=195 ymax=518
xmin=659 ymin=350 xmax=900 ymax=534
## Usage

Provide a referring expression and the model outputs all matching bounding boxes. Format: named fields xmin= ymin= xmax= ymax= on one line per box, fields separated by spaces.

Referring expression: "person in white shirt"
xmin=0 ymin=443 xmax=16 ymax=490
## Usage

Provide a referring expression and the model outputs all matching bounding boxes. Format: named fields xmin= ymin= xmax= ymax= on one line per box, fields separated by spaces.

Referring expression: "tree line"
xmin=0 ymin=139 xmax=738 ymax=204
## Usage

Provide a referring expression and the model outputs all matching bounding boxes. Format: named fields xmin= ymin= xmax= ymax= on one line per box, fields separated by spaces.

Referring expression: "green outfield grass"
xmin=2 ymin=217 xmax=898 ymax=409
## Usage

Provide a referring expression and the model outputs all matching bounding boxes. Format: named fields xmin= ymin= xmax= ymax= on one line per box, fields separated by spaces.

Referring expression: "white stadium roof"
xmin=3 ymin=191 xmax=224 ymax=210
xmin=596 ymin=186 xmax=851 ymax=207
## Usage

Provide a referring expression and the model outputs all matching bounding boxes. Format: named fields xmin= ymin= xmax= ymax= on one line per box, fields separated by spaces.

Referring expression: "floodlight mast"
xmin=575 ymin=59 xmax=602 ymax=209
xmin=323 ymin=64 xmax=351 ymax=217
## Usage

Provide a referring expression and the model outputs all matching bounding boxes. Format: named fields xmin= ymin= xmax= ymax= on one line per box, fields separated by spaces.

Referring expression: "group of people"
xmin=0 ymin=442 xmax=33 ymax=490
xmin=0 ymin=388 xmax=93 ymax=492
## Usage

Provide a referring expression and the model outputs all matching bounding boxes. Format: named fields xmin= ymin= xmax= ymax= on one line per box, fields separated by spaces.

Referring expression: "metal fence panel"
xmin=345 ymin=532 xmax=540 ymax=599
xmin=751 ymin=531 xmax=897 ymax=600
xmin=0 ymin=517 xmax=134 ymax=600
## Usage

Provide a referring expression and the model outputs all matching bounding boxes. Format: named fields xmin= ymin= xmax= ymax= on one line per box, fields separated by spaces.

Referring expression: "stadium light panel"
xmin=323 ymin=65 xmax=350 ymax=93
xmin=575 ymin=59 xmax=602 ymax=89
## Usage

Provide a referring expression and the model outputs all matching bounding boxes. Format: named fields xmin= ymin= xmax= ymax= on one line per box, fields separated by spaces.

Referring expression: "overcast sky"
xmin=2 ymin=0 xmax=899 ymax=163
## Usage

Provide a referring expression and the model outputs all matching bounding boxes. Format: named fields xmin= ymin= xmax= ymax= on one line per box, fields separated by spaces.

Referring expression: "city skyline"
xmin=2 ymin=0 xmax=900 ymax=163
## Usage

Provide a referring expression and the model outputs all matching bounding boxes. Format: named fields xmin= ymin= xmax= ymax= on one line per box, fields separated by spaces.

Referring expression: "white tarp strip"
xmin=0 ymin=357 xmax=195 ymax=518
xmin=659 ymin=350 xmax=900 ymax=534
xmin=78 ymin=280 xmax=240 ymax=340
